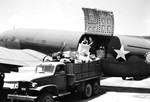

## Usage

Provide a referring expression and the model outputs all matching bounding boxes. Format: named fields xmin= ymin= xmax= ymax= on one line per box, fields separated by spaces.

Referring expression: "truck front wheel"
xmin=84 ymin=83 xmax=92 ymax=98
xmin=38 ymin=93 xmax=54 ymax=102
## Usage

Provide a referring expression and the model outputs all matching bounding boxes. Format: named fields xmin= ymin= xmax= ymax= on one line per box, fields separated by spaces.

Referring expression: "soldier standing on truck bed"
xmin=81 ymin=37 xmax=88 ymax=45
xmin=96 ymin=46 xmax=105 ymax=60
xmin=52 ymin=42 xmax=66 ymax=61
xmin=89 ymin=37 xmax=96 ymax=56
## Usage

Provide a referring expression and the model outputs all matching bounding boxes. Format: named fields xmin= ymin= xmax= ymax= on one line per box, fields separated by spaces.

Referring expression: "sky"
xmin=0 ymin=0 xmax=150 ymax=36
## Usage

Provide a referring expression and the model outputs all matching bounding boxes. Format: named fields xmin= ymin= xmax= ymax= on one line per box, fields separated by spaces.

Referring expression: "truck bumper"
xmin=8 ymin=94 xmax=37 ymax=102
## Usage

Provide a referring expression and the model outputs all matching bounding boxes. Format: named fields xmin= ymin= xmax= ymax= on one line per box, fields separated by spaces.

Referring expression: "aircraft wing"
xmin=0 ymin=46 xmax=46 ymax=73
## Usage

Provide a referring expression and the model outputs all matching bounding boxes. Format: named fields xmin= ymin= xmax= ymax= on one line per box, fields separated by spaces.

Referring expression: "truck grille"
xmin=18 ymin=81 xmax=32 ymax=94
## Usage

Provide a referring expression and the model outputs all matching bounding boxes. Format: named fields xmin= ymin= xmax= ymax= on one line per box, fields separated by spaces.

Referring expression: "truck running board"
xmin=8 ymin=94 xmax=37 ymax=102
xmin=56 ymin=92 xmax=71 ymax=98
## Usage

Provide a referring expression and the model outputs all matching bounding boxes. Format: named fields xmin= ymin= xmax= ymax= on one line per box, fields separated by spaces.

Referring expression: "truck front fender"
xmin=35 ymin=85 xmax=58 ymax=96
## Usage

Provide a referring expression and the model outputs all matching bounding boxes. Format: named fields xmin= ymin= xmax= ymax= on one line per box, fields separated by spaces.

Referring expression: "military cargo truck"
xmin=5 ymin=62 xmax=102 ymax=102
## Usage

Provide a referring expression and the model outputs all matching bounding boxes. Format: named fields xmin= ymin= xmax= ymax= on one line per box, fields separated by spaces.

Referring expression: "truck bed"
xmin=66 ymin=62 xmax=102 ymax=86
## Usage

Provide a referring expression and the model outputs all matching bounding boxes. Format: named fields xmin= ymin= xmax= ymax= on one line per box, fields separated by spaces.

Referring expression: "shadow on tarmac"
xmin=54 ymin=85 xmax=150 ymax=102
xmin=100 ymin=85 xmax=150 ymax=94
xmin=2 ymin=85 xmax=150 ymax=102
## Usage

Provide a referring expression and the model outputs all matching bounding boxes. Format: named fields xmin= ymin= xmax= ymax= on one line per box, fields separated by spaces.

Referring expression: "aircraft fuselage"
xmin=0 ymin=29 xmax=82 ymax=54
xmin=1 ymin=28 xmax=150 ymax=77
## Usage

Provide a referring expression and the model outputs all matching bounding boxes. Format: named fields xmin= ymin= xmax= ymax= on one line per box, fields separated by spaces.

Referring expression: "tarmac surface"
xmin=2 ymin=77 xmax=150 ymax=102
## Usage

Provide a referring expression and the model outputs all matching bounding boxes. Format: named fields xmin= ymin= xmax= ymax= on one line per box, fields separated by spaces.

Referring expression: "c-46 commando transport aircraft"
xmin=0 ymin=8 xmax=150 ymax=90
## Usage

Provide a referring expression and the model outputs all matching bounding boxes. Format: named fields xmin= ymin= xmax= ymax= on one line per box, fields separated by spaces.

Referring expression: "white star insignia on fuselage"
xmin=114 ymin=45 xmax=130 ymax=61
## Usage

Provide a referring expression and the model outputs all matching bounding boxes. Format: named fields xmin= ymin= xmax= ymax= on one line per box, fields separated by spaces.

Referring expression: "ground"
xmin=2 ymin=77 xmax=150 ymax=102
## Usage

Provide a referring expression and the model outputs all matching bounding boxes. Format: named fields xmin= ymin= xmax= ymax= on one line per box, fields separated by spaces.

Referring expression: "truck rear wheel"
xmin=84 ymin=83 xmax=92 ymax=98
xmin=38 ymin=93 xmax=54 ymax=102
xmin=92 ymin=81 xmax=99 ymax=95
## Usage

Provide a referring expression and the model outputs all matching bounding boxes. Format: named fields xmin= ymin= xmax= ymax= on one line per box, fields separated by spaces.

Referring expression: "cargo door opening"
xmin=78 ymin=34 xmax=111 ymax=59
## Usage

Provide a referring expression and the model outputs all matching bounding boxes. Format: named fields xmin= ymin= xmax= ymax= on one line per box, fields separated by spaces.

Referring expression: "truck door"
xmin=54 ymin=64 xmax=66 ymax=91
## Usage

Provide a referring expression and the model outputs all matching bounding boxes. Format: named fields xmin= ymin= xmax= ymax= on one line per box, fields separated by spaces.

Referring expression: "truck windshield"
xmin=36 ymin=65 xmax=55 ymax=73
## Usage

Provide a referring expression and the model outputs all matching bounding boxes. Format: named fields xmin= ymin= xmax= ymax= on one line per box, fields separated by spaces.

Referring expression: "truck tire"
xmin=38 ymin=93 xmax=54 ymax=102
xmin=84 ymin=83 xmax=92 ymax=98
xmin=122 ymin=77 xmax=126 ymax=80
xmin=92 ymin=81 xmax=99 ymax=95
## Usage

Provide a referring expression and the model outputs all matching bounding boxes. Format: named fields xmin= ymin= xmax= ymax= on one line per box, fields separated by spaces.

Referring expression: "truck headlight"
xmin=31 ymin=82 xmax=37 ymax=88
xmin=14 ymin=82 xmax=19 ymax=88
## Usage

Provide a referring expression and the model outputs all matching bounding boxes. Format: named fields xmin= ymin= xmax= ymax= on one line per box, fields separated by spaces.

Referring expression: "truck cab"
xmin=34 ymin=62 xmax=67 ymax=91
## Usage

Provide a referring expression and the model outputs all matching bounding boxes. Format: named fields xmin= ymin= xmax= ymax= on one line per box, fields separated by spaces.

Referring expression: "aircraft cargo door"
xmin=82 ymin=8 xmax=114 ymax=37
xmin=78 ymin=8 xmax=114 ymax=58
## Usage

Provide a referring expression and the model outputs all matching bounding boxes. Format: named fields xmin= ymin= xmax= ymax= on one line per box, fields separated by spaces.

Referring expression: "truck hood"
xmin=4 ymin=72 xmax=53 ymax=82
